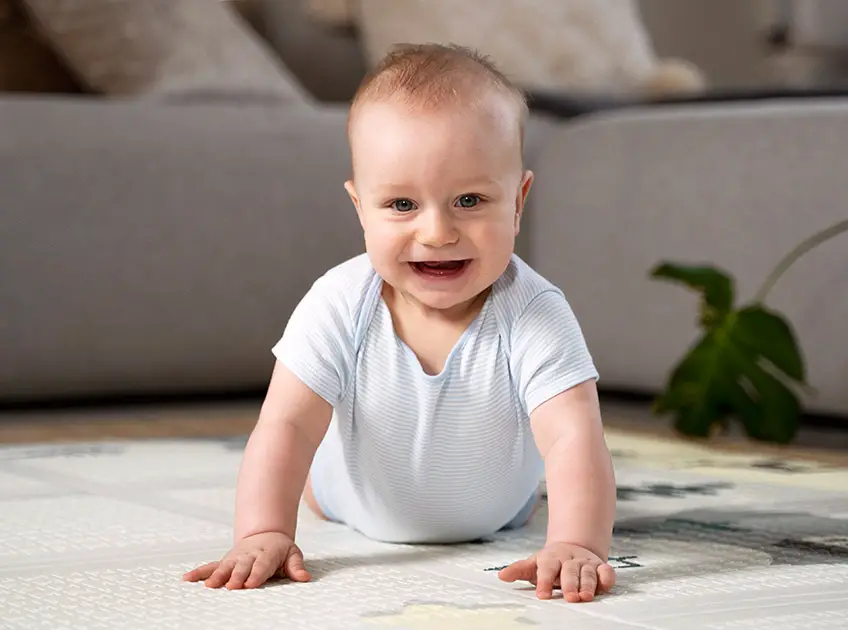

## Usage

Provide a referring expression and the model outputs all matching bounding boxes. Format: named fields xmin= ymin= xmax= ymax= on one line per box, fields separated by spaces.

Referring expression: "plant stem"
xmin=754 ymin=218 xmax=848 ymax=303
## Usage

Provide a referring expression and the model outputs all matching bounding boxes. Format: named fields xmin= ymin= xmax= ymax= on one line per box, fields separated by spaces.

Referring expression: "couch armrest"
xmin=526 ymin=97 xmax=848 ymax=417
xmin=0 ymin=96 xmax=362 ymax=403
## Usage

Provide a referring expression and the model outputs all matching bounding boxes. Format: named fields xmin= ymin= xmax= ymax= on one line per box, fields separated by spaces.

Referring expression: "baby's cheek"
xmin=364 ymin=230 xmax=410 ymax=275
xmin=365 ymin=224 xmax=400 ymax=252
xmin=473 ymin=221 xmax=517 ymax=253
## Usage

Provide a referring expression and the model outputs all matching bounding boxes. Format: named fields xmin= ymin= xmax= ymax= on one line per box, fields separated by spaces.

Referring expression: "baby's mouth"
xmin=409 ymin=260 xmax=470 ymax=277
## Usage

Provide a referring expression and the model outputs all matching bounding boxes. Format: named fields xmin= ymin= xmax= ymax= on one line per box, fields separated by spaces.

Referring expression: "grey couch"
xmin=2 ymin=3 xmax=847 ymax=421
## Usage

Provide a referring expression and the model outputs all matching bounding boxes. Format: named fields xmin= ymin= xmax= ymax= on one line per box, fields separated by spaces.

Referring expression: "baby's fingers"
xmin=244 ymin=553 xmax=281 ymax=589
xmin=598 ymin=563 xmax=617 ymax=594
xmin=204 ymin=557 xmax=238 ymax=589
xmin=182 ymin=561 xmax=218 ymax=583
xmin=559 ymin=562 xmax=582 ymax=603
xmin=284 ymin=547 xmax=312 ymax=582
xmin=535 ymin=556 xmax=562 ymax=601
xmin=226 ymin=555 xmax=256 ymax=590
xmin=498 ymin=558 xmax=537 ymax=584
xmin=579 ymin=564 xmax=598 ymax=602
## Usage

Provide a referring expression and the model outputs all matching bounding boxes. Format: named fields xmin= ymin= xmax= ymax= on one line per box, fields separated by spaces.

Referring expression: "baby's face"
xmin=345 ymin=98 xmax=533 ymax=313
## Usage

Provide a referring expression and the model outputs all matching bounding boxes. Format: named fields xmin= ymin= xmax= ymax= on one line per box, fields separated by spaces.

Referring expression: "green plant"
xmin=649 ymin=219 xmax=848 ymax=444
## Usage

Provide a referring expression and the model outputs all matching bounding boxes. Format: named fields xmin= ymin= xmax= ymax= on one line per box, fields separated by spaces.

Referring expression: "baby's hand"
xmin=498 ymin=542 xmax=616 ymax=602
xmin=182 ymin=531 xmax=310 ymax=590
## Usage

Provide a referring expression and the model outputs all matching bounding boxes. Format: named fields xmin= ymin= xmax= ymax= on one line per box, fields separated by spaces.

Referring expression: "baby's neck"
xmin=382 ymin=283 xmax=489 ymax=327
xmin=381 ymin=283 xmax=491 ymax=376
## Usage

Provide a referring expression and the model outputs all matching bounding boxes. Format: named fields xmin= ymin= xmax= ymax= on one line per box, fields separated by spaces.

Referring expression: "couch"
xmin=2 ymin=1 xmax=846 ymax=421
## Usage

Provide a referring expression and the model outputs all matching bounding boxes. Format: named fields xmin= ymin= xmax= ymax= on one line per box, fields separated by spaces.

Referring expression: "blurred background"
xmin=1 ymin=0 xmax=846 ymax=448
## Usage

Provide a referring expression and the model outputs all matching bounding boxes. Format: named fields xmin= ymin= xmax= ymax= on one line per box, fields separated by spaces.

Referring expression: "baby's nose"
xmin=416 ymin=209 xmax=459 ymax=247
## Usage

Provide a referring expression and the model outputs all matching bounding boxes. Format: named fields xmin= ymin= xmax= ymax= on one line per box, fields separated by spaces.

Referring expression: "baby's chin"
xmin=378 ymin=260 xmax=498 ymax=313
xmin=396 ymin=289 xmax=487 ymax=316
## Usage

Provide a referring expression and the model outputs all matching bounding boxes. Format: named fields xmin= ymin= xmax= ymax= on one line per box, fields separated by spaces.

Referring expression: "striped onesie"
xmin=272 ymin=253 xmax=598 ymax=544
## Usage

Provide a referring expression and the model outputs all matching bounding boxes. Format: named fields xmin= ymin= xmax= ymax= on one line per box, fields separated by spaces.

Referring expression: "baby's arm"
xmin=531 ymin=379 xmax=615 ymax=560
xmin=234 ymin=360 xmax=333 ymax=542
xmin=183 ymin=360 xmax=332 ymax=589
xmin=496 ymin=288 xmax=616 ymax=601
xmin=500 ymin=379 xmax=617 ymax=602
xmin=185 ymin=268 xmax=355 ymax=589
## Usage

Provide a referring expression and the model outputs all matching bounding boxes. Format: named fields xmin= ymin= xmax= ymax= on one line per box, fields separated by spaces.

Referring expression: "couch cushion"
xmin=20 ymin=0 xmax=311 ymax=103
xmin=0 ymin=98 xmax=361 ymax=402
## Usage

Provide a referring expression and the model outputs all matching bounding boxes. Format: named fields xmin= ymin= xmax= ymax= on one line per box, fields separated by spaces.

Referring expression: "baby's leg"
xmin=500 ymin=487 xmax=543 ymax=530
xmin=301 ymin=473 xmax=331 ymax=521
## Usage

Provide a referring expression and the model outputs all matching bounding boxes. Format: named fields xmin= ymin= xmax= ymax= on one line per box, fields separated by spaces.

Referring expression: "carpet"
xmin=1 ymin=428 xmax=846 ymax=629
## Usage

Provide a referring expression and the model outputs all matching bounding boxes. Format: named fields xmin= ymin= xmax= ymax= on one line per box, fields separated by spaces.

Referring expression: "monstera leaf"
xmin=650 ymin=264 xmax=804 ymax=443
xmin=649 ymin=219 xmax=848 ymax=444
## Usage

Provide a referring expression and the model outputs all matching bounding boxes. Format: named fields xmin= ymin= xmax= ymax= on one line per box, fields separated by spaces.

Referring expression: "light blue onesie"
xmin=272 ymin=253 xmax=598 ymax=544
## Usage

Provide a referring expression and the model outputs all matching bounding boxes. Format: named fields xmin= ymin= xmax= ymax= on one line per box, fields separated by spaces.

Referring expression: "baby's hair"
xmin=348 ymin=43 xmax=528 ymax=147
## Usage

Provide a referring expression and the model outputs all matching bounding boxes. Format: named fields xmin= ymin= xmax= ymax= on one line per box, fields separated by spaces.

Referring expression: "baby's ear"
xmin=344 ymin=180 xmax=365 ymax=224
xmin=343 ymin=180 xmax=358 ymax=206
xmin=515 ymin=170 xmax=534 ymax=231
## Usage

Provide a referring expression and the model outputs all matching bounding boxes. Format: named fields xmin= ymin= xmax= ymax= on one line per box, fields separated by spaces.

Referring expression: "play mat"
xmin=1 ymin=428 xmax=846 ymax=629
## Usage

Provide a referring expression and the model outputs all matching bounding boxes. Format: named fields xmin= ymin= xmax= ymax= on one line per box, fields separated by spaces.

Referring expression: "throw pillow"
xmin=20 ymin=0 xmax=311 ymax=103
xmin=305 ymin=0 xmax=706 ymax=97
xmin=303 ymin=0 xmax=356 ymax=29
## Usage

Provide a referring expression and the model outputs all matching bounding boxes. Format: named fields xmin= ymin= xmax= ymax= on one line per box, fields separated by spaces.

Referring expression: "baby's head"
xmin=344 ymin=43 xmax=533 ymax=314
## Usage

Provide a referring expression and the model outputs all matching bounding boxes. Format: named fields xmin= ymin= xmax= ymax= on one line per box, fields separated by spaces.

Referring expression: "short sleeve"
xmin=271 ymin=275 xmax=356 ymax=407
xmin=509 ymin=290 xmax=599 ymax=416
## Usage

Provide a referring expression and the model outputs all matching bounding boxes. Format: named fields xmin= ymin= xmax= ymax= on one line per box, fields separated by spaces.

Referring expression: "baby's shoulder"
xmin=304 ymin=253 xmax=381 ymax=318
xmin=490 ymin=255 xmax=564 ymax=321
xmin=312 ymin=253 xmax=377 ymax=295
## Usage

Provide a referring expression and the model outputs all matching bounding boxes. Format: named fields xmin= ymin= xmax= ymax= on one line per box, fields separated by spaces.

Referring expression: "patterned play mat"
xmin=1 ymin=428 xmax=846 ymax=629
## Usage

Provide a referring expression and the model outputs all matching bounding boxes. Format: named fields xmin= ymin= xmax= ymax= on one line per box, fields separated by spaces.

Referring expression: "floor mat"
xmin=1 ymin=430 xmax=846 ymax=629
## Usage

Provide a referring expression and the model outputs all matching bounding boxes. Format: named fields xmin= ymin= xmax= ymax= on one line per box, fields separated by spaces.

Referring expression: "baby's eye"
xmin=391 ymin=199 xmax=416 ymax=212
xmin=456 ymin=195 xmax=480 ymax=208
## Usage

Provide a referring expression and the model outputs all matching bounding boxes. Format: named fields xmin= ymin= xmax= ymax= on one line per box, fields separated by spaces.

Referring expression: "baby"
xmin=184 ymin=43 xmax=617 ymax=603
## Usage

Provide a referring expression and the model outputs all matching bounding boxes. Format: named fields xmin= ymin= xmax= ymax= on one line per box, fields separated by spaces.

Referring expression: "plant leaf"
xmin=654 ymin=308 xmax=803 ymax=444
xmin=732 ymin=306 xmax=805 ymax=382
xmin=653 ymin=331 xmax=735 ymax=437
xmin=650 ymin=263 xmax=734 ymax=315
xmin=725 ymin=344 xmax=801 ymax=444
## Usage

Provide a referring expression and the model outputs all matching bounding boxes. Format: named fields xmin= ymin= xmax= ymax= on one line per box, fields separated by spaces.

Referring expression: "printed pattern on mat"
xmin=1 ymin=436 xmax=847 ymax=630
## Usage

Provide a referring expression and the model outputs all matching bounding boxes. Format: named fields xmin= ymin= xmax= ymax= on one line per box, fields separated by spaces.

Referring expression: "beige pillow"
xmin=303 ymin=0 xmax=357 ymax=29
xmin=20 ymin=0 xmax=311 ymax=103
xmin=306 ymin=0 xmax=705 ymax=97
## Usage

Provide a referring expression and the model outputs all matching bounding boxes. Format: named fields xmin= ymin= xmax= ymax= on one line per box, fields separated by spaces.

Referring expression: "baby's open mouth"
xmin=410 ymin=260 xmax=470 ymax=277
